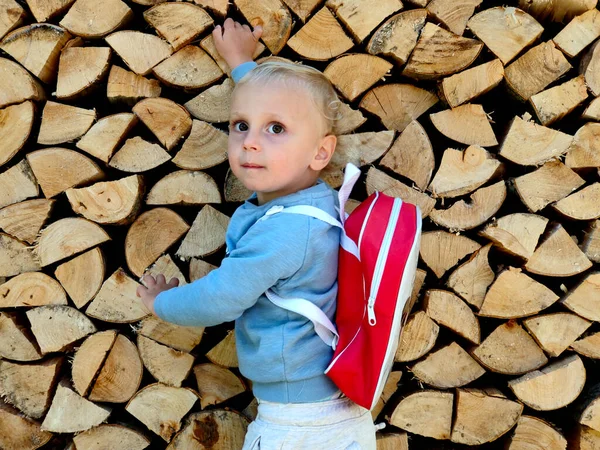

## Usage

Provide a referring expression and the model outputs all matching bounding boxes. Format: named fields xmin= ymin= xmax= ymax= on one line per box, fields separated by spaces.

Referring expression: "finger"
xmin=224 ymin=17 xmax=234 ymax=30
xmin=212 ymin=24 xmax=222 ymax=40
xmin=234 ymin=21 xmax=242 ymax=29
xmin=242 ymin=24 xmax=251 ymax=32
xmin=168 ymin=277 xmax=180 ymax=288
xmin=156 ymin=274 xmax=166 ymax=285
xmin=143 ymin=274 xmax=156 ymax=286
xmin=252 ymin=25 xmax=263 ymax=40
xmin=136 ymin=286 xmax=145 ymax=298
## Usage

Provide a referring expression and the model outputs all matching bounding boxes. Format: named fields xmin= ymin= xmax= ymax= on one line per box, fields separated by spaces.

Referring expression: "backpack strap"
xmin=265 ymin=289 xmax=339 ymax=350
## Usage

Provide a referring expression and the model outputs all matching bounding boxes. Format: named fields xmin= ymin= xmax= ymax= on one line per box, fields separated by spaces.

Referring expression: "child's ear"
xmin=310 ymin=134 xmax=337 ymax=171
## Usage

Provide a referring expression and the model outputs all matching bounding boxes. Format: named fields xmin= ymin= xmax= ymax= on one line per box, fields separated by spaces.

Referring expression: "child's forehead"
xmin=231 ymin=80 xmax=321 ymax=116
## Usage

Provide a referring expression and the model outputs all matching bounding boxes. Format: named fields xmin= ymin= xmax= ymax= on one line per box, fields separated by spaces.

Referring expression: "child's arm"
xmin=212 ymin=18 xmax=262 ymax=71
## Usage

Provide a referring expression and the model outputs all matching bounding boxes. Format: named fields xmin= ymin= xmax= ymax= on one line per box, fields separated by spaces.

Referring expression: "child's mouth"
xmin=242 ymin=164 xmax=264 ymax=169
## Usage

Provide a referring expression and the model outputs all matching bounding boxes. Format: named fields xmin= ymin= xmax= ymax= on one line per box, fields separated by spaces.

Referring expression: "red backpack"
xmin=265 ymin=163 xmax=422 ymax=410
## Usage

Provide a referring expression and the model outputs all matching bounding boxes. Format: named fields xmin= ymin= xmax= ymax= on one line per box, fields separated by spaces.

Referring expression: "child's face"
xmin=228 ymin=81 xmax=336 ymax=205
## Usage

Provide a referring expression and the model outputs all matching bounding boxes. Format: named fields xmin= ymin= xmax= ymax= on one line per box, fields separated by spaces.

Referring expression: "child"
xmin=137 ymin=18 xmax=376 ymax=450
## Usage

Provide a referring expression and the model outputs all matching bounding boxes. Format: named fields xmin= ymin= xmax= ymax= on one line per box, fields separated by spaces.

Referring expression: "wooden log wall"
xmin=1 ymin=0 xmax=600 ymax=448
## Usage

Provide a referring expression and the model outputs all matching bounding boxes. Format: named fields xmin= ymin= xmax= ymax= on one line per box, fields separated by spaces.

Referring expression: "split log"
xmin=85 ymin=268 xmax=150 ymax=323
xmin=73 ymin=424 xmax=150 ymax=450
xmin=499 ymin=116 xmax=573 ymax=165
xmin=451 ymin=389 xmax=523 ymax=445
xmin=447 ymin=243 xmax=495 ymax=309
xmin=56 ymin=47 xmax=111 ymax=99
xmin=144 ymin=2 xmax=213 ymax=51
xmin=0 ymin=272 xmax=67 ymax=308
xmin=0 ymin=357 xmax=62 ymax=418
xmin=194 ymin=0 xmax=229 ymax=17
xmin=107 ymin=65 xmax=161 ymax=106
xmin=479 ymin=267 xmax=559 ymax=318
xmin=105 ymin=31 xmax=172 ymax=75
xmin=553 ymin=183 xmax=600 ymax=221
xmin=153 ymin=45 xmax=224 ymax=90
xmin=26 ymin=305 xmax=96 ymax=353
xmin=193 ymin=363 xmax=246 ymax=408
xmin=407 ymin=268 xmax=427 ymax=314
xmin=326 ymin=0 xmax=403 ymax=43
xmin=366 ymin=167 xmax=437 ymax=217
xmin=583 ymin=221 xmax=600 ymax=263
xmin=176 ymin=205 xmax=229 ymax=259
xmin=72 ymin=330 xmax=117 ymax=396
xmin=523 ymin=312 xmax=592 ymax=357
xmin=0 ymin=159 xmax=39 ymax=209
xmin=184 ymin=78 xmax=233 ymax=123
xmin=518 ymin=0 xmax=598 ymax=23
xmin=109 ymin=137 xmax=172 ymax=173
xmin=41 ymin=382 xmax=111 ymax=433
xmin=125 ymin=383 xmax=198 ymax=442
xmin=566 ymin=123 xmax=600 ymax=169
xmin=583 ymin=97 xmax=600 ymax=121
xmin=525 ymin=223 xmax=592 ymax=277
xmin=571 ymin=425 xmax=600 ymax=450
xmin=428 ymin=146 xmax=501 ymax=198
xmin=423 ymin=289 xmax=480 ymax=344
xmin=509 ymin=354 xmax=586 ymax=411
xmin=234 ymin=0 xmax=292 ymax=55
xmin=0 ymin=100 xmax=35 ymax=167
xmin=376 ymin=432 xmax=409 ymax=450
xmin=0 ymin=312 xmax=43 ymax=361
xmin=0 ymin=0 xmax=26 ymax=39
xmin=395 ymin=310 xmax=439 ymax=363
xmin=579 ymin=387 xmax=600 ymax=432
xmin=419 ymin=230 xmax=481 ymax=278
xmin=54 ymin=248 xmax=104 ymax=309
xmin=60 ymin=0 xmax=132 ymax=38
xmin=553 ymin=9 xmax=600 ymax=58
xmin=146 ymin=170 xmax=221 ymax=206
xmin=426 ymin=0 xmax=482 ymax=35
xmin=506 ymin=415 xmax=568 ymax=450
xmin=379 ymin=120 xmax=434 ymax=191
xmin=366 ymin=9 xmax=427 ymax=65
xmin=581 ymin=40 xmax=600 ymax=97
xmin=429 ymin=181 xmax=506 ymax=231
xmin=480 ymin=213 xmax=548 ymax=260
xmin=402 ymin=23 xmax=483 ymax=80
xmin=0 ymin=400 xmax=52 ymax=450
xmin=472 ymin=321 xmax=548 ymax=375
xmin=167 ymin=410 xmax=249 ymax=450
xmin=572 ymin=332 xmax=600 ymax=359
xmin=562 ymin=273 xmax=600 ymax=322
xmin=76 ymin=112 xmax=138 ymax=163
xmin=35 ymin=217 xmax=110 ymax=267
xmin=0 ymin=24 xmax=71 ymax=84
xmin=133 ymin=98 xmax=192 ymax=151
xmin=504 ymin=41 xmax=572 ymax=101
xmin=138 ymin=335 xmax=194 ymax=387
xmin=390 ymin=390 xmax=453 ymax=439
xmin=323 ymin=54 xmax=392 ymax=102
xmin=0 ymin=232 xmax=41 ymax=277
xmin=280 ymin=0 xmax=320 ymax=22
xmin=513 ymin=160 xmax=585 ymax=212
xmin=172 ymin=120 xmax=228 ymax=170
xmin=224 ymin=170 xmax=252 ymax=202
xmin=430 ymin=104 xmax=498 ymax=147
xmin=410 ymin=342 xmax=485 ymax=388
xmin=529 ymin=76 xmax=589 ymax=126
xmin=440 ymin=59 xmax=504 ymax=108
xmin=0 ymin=57 xmax=45 ymax=108
xmin=206 ymin=329 xmax=238 ymax=367
xmin=361 ymin=81 xmax=439 ymax=130
xmin=144 ymin=254 xmax=188 ymax=287
xmin=371 ymin=370 xmax=402 ymax=419
xmin=0 ymin=199 xmax=54 ymax=245
xmin=137 ymin=315 xmax=204 ymax=353
xmin=36 ymin=102 xmax=96 ymax=145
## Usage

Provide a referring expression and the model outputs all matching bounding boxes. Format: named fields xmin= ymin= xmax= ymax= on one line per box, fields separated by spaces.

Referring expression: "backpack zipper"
xmin=367 ymin=198 xmax=402 ymax=326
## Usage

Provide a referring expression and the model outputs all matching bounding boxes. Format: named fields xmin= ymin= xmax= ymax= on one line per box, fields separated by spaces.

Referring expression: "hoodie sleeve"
xmin=153 ymin=214 xmax=309 ymax=327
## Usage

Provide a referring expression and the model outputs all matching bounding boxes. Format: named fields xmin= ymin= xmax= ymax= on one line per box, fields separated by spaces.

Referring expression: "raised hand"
xmin=136 ymin=273 xmax=180 ymax=316
xmin=212 ymin=18 xmax=263 ymax=70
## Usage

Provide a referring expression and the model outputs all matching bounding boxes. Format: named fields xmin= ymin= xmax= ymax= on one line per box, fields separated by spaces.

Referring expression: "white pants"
xmin=242 ymin=396 xmax=376 ymax=450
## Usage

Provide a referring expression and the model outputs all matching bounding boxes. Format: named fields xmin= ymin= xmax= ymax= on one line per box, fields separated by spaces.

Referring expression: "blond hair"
xmin=234 ymin=60 xmax=342 ymax=135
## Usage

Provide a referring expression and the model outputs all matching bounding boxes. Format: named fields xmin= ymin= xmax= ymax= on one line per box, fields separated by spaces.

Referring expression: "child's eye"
xmin=231 ymin=121 xmax=248 ymax=132
xmin=268 ymin=123 xmax=285 ymax=134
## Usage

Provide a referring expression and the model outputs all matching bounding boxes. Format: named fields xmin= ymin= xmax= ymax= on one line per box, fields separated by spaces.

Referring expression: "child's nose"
xmin=242 ymin=131 xmax=260 ymax=152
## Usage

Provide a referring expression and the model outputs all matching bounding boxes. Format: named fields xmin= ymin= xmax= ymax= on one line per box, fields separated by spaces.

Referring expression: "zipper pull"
xmin=367 ymin=296 xmax=377 ymax=326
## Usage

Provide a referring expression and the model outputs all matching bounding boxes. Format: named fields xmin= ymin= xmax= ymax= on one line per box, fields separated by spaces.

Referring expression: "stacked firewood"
xmin=1 ymin=0 xmax=600 ymax=448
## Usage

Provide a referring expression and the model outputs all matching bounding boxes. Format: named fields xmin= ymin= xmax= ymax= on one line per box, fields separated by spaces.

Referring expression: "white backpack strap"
xmin=265 ymin=289 xmax=339 ymax=350
xmin=338 ymin=163 xmax=361 ymax=225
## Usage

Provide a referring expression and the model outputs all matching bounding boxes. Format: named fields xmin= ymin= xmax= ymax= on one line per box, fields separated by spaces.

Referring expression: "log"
xmin=571 ymin=425 xmax=600 ymax=450
xmin=376 ymin=432 xmax=409 ymax=450
xmin=566 ymin=123 xmax=600 ymax=170
xmin=395 ymin=310 xmax=439 ymax=362
xmin=172 ymin=120 xmax=228 ymax=170
xmin=429 ymin=181 xmax=506 ymax=231
xmin=176 ymin=205 xmax=229 ymax=259
xmin=509 ymin=354 xmax=587 ymax=411
xmin=426 ymin=0 xmax=482 ymax=35
xmin=582 ymin=221 xmax=600 ymax=264
xmin=206 ymin=330 xmax=238 ymax=368
xmin=125 ymin=383 xmax=198 ymax=442
xmin=107 ymin=65 xmax=162 ymax=106
xmin=451 ymin=388 xmax=523 ymax=445
xmin=0 ymin=101 xmax=35 ymax=167
xmin=56 ymin=47 xmax=111 ymax=99
xmin=523 ymin=312 xmax=592 ymax=357
xmin=0 ymin=357 xmax=62 ymax=418
xmin=530 ymin=76 xmax=589 ymax=126
xmin=323 ymin=54 xmax=392 ymax=102
xmin=137 ymin=315 xmax=204 ymax=353
xmin=506 ymin=415 xmax=568 ymax=450
xmin=280 ymin=0 xmax=321 ymax=22
xmin=133 ymin=98 xmax=192 ymax=151
xmin=562 ymin=273 xmax=600 ymax=321
xmin=583 ymin=97 xmax=600 ymax=121
xmin=479 ymin=267 xmax=559 ymax=318
xmin=109 ymin=137 xmax=172 ymax=173
xmin=430 ymin=104 xmax=498 ymax=147
xmin=0 ymin=24 xmax=71 ymax=84
xmin=440 ymin=59 xmax=504 ymax=108
xmin=153 ymin=45 xmax=224 ymax=90
xmin=26 ymin=305 xmax=96 ymax=353
xmin=167 ymin=410 xmax=249 ymax=450
xmin=193 ymin=363 xmax=246 ymax=408
xmin=446 ymin=243 xmax=495 ymax=309
xmin=402 ymin=22 xmax=483 ymax=80
xmin=0 ymin=272 xmax=67 ymax=308
xmin=0 ymin=0 xmax=26 ymax=40
xmin=73 ymin=424 xmax=150 ymax=450
xmin=371 ymin=370 xmax=402 ymax=419
xmin=138 ymin=335 xmax=194 ymax=387
xmin=423 ymin=289 xmax=480 ymax=344
xmin=504 ymin=41 xmax=572 ymax=101
xmin=76 ymin=112 xmax=138 ymax=163
xmin=234 ymin=0 xmax=292 ymax=55
xmin=146 ymin=170 xmax=221 ymax=206
xmin=525 ymin=223 xmax=593 ymax=277
xmin=513 ymin=161 xmax=585 ymax=212
xmin=359 ymin=83 xmax=438 ymax=132
xmin=326 ymin=0 xmax=403 ymax=43
xmin=553 ymin=183 xmax=600 ymax=221
xmin=553 ymin=9 xmax=600 ymax=58
xmin=60 ymin=0 xmax=132 ymax=38
xmin=390 ymin=390 xmax=453 ymax=439
xmin=85 ymin=268 xmax=150 ymax=323
xmin=581 ymin=40 xmax=600 ymax=97
xmin=54 ymin=248 xmax=104 ymax=309
xmin=144 ymin=254 xmax=188 ymax=287
xmin=0 ymin=199 xmax=54 ymax=245
xmin=472 ymin=321 xmax=548 ymax=375
xmin=36 ymin=102 xmax=96 ymax=145
xmin=72 ymin=330 xmax=117 ymax=396
xmin=517 ymin=0 xmax=598 ymax=23
xmin=0 ymin=311 xmax=43 ymax=361
xmin=0 ymin=400 xmax=52 ymax=450
xmin=0 ymin=232 xmax=41 ymax=277
xmin=410 ymin=342 xmax=485 ymax=388
xmin=366 ymin=9 xmax=427 ymax=65
xmin=419 ymin=230 xmax=481 ymax=278
xmin=480 ymin=213 xmax=549 ymax=260
xmin=379 ymin=120 xmax=434 ymax=191
xmin=0 ymin=159 xmax=39 ymax=209
xmin=105 ymin=31 xmax=172 ymax=75
xmin=184 ymin=78 xmax=233 ymax=123
xmin=0 ymin=57 xmax=45 ymax=108
xmin=572 ymin=332 xmax=600 ymax=359
xmin=35 ymin=217 xmax=110 ymax=267
xmin=224 ymin=170 xmax=252 ymax=202
xmin=580 ymin=387 xmax=600 ymax=432
xmin=193 ymin=0 xmax=229 ymax=17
